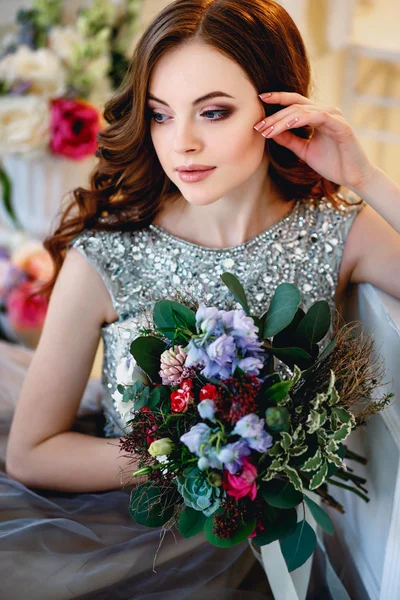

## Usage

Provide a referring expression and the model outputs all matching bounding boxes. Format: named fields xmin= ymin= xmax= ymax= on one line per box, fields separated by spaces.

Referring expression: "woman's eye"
xmin=150 ymin=109 xmax=231 ymax=124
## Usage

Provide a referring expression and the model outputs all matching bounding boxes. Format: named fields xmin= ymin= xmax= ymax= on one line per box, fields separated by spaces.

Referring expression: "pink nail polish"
xmin=262 ymin=126 xmax=274 ymax=138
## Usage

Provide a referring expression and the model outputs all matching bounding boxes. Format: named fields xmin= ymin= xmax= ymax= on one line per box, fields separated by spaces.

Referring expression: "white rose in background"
xmin=116 ymin=356 xmax=149 ymax=387
xmin=0 ymin=45 xmax=66 ymax=98
xmin=48 ymin=26 xmax=85 ymax=65
xmin=0 ymin=96 xmax=50 ymax=154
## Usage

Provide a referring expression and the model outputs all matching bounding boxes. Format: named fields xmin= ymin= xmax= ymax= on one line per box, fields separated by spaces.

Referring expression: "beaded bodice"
xmin=69 ymin=195 xmax=364 ymax=438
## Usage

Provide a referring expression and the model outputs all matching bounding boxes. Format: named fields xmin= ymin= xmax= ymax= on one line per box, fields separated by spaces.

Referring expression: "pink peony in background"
xmin=50 ymin=98 xmax=102 ymax=160
xmin=7 ymin=280 xmax=49 ymax=331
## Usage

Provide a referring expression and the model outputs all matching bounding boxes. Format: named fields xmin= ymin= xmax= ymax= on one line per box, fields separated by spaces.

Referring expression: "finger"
xmin=254 ymin=105 xmax=301 ymax=133
xmin=259 ymin=109 xmax=349 ymax=140
xmin=258 ymin=91 xmax=313 ymax=106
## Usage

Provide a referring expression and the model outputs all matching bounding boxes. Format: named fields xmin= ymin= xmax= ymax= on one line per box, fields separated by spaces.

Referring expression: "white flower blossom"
xmin=0 ymin=45 xmax=66 ymax=98
xmin=115 ymin=356 xmax=149 ymax=386
xmin=48 ymin=26 xmax=85 ymax=64
xmin=0 ymin=95 xmax=50 ymax=154
xmin=112 ymin=389 xmax=135 ymax=425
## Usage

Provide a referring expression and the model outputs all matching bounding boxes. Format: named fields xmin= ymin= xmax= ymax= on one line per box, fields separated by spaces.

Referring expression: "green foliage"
xmin=269 ymin=346 xmax=313 ymax=371
xmin=153 ymin=301 xmax=196 ymax=344
xmin=304 ymin=496 xmax=334 ymax=535
xmin=178 ymin=507 xmax=207 ymax=539
xmin=220 ymin=272 xmax=250 ymax=314
xmin=130 ymin=336 xmax=167 ymax=381
xmin=261 ymin=479 xmax=303 ymax=509
xmin=130 ymin=484 xmax=174 ymax=528
xmin=295 ymin=301 xmax=331 ymax=347
xmin=263 ymin=284 xmax=301 ymax=338
xmin=280 ymin=520 xmax=317 ymax=571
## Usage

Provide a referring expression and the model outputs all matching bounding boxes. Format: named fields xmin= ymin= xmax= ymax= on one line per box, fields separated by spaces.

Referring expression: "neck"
xmin=155 ymin=160 xmax=294 ymax=248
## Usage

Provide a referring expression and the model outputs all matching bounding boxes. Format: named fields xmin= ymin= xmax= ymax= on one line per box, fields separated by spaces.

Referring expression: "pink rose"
xmin=223 ymin=457 xmax=258 ymax=501
xmin=6 ymin=281 xmax=48 ymax=330
xmin=50 ymin=98 xmax=102 ymax=160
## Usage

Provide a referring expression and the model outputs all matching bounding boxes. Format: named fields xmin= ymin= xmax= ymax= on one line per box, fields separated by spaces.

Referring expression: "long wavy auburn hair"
xmin=41 ymin=0 xmax=346 ymax=301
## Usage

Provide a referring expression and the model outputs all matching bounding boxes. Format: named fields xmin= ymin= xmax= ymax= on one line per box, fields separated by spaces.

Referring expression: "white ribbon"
xmin=249 ymin=492 xmax=351 ymax=600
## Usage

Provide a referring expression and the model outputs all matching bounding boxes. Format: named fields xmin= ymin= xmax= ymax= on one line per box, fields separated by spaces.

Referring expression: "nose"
xmin=172 ymin=120 xmax=202 ymax=154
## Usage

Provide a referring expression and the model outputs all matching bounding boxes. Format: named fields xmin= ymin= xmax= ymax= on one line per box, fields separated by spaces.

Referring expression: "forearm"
xmin=350 ymin=165 xmax=400 ymax=232
xmin=7 ymin=432 xmax=141 ymax=493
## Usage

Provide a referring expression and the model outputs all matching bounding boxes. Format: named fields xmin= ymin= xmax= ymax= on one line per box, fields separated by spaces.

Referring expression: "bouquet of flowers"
xmin=0 ymin=236 xmax=52 ymax=343
xmin=115 ymin=273 xmax=393 ymax=572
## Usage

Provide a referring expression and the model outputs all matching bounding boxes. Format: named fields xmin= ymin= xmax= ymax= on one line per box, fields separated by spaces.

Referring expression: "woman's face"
xmin=147 ymin=42 xmax=267 ymax=206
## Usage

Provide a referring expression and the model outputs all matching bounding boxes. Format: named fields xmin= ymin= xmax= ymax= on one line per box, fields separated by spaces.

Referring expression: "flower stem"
xmin=327 ymin=478 xmax=370 ymax=503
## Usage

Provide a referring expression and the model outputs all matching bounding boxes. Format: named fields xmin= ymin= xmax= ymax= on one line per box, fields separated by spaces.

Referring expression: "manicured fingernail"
xmin=259 ymin=93 xmax=272 ymax=99
xmin=287 ymin=117 xmax=299 ymax=128
xmin=262 ymin=126 xmax=274 ymax=138
xmin=254 ymin=120 xmax=266 ymax=131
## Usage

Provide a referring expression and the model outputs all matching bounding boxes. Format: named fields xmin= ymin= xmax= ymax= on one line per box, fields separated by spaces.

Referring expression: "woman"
xmin=2 ymin=0 xmax=400 ymax=598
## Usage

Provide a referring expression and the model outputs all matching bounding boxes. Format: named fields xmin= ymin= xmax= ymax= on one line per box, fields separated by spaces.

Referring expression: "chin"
xmin=178 ymin=189 xmax=225 ymax=206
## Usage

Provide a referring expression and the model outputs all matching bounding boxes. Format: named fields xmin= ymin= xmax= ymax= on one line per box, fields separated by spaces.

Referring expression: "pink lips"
xmin=176 ymin=164 xmax=216 ymax=183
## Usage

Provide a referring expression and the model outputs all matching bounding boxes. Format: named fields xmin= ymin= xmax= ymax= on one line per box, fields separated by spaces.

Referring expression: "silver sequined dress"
xmin=69 ymin=194 xmax=365 ymax=439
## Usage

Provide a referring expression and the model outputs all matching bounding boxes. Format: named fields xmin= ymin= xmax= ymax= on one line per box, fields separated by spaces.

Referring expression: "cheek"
xmin=216 ymin=123 xmax=266 ymax=171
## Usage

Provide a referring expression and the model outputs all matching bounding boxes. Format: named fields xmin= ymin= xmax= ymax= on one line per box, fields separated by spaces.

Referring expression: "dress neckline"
xmin=148 ymin=200 xmax=301 ymax=253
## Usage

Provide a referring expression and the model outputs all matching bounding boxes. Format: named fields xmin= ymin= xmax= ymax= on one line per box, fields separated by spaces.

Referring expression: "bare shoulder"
xmin=67 ymin=246 xmax=118 ymax=325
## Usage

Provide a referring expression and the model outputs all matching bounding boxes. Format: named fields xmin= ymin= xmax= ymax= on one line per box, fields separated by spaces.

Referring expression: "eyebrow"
xmin=147 ymin=91 xmax=235 ymax=107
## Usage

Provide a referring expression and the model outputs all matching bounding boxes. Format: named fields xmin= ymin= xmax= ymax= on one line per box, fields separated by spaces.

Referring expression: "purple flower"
xmin=232 ymin=414 xmax=273 ymax=453
xmin=237 ymin=356 xmax=264 ymax=376
xmin=246 ymin=431 xmax=273 ymax=453
xmin=218 ymin=440 xmax=251 ymax=474
xmin=233 ymin=414 xmax=265 ymax=439
xmin=207 ymin=334 xmax=236 ymax=366
xmin=185 ymin=339 xmax=209 ymax=368
xmin=231 ymin=309 xmax=260 ymax=338
xmin=180 ymin=423 xmax=211 ymax=456
xmin=196 ymin=304 xmax=222 ymax=338
xmin=202 ymin=360 xmax=231 ymax=380
xmin=198 ymin=399 xmax=217 ymax=422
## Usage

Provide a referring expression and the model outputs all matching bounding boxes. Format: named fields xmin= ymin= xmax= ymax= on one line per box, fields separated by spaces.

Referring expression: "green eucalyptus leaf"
xmin=178 ymin=507 xmax=207 ymax=539
xmin=304 ymin=495 xmax=334 ymax=535
xmin=148 ymin=385 xmax=169 ymax=409
xmin=295 ymin=301 xmax=331 ymax=346
xmin=134 ymin=386 xmax=150 ymax=410
xmin=263 ymin=284 xmax=301 ymax=338
xmin=280 ymin=520 xmax=317 ymax=571
xmin=270 ymin=347 xmax=313 ymax=370
xmin=130 ymin=336 xmax=168 ymax=381
xmin=261 ymin=479 xmax=303 ymax=509
xmin=271 ymin=307 xmax=306 ymax=349
xmin=220 ymin=272 xmax=250 ymax=315
xmin=153 ymin=301 xmax=196 ymax=342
